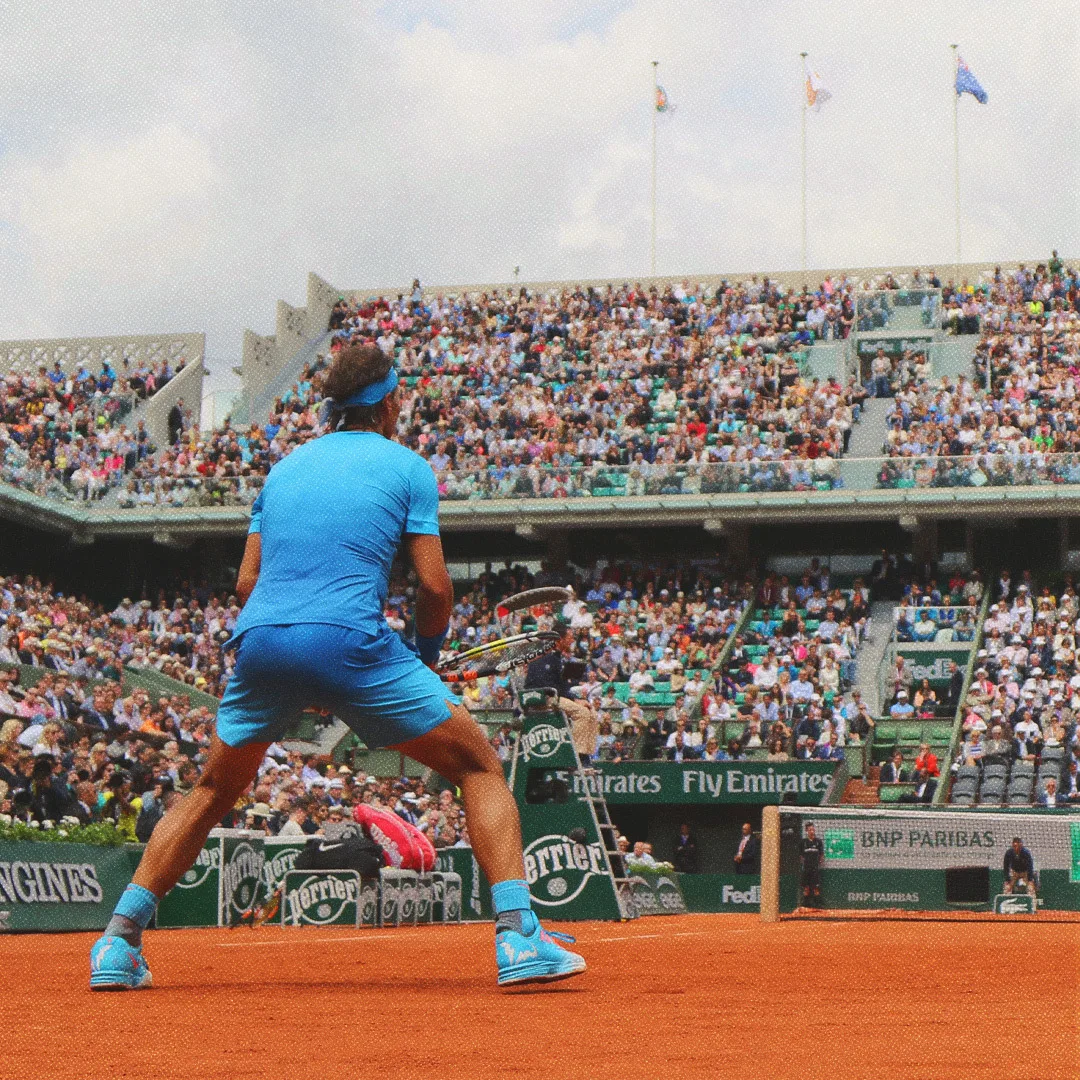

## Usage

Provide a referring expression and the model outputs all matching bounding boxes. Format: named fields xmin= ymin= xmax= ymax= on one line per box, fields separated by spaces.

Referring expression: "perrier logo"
xmin=285 ymin=873 xmax=359 ymax=926
xmin=178 ymin=844 xmax=220 ymax=889
xmin=224 ymin=842 xmax=266 ymax=918
xmin=523 ymin=833 xmax=606 ymax=907
xmin=521 ymin=722 xmax=568 ymax=761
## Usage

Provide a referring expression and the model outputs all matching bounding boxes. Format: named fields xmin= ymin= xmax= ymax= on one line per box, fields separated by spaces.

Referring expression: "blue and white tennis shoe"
xmin=496 ymin=919 xmax=586 ymax=986
xmin=89 ymin=935 xmax=153 ymax=991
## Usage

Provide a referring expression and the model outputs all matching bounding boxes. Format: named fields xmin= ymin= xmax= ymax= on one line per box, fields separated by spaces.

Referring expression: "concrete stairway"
xmin=840 ymin=399 xmax=893 ymax=489
xmin=842 ymin=766 xmax=881 ymax=804
xmin=853 ymin=599 xmax=896 ymax=716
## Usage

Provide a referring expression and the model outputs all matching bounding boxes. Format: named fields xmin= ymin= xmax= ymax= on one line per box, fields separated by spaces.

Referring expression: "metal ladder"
xmin=576 ymin=762 xmax=638 ymax=920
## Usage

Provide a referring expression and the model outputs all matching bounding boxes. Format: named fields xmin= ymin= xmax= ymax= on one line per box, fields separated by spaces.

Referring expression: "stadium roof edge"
xmin=330 ymin=257 xmax=1073 ymax=302
xmin=2 ymin=480 xmax=1078 ymax=542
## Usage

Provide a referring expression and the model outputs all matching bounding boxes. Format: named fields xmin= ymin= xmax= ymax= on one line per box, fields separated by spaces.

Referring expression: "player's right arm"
xmin=236 ymin=489 xmax=263 ymax=606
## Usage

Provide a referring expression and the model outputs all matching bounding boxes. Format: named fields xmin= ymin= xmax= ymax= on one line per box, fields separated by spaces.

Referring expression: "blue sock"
xmin=104 ymin=884 xmax=159 ymax=948
xmin=492 ymin=879 xmax=537 ymax=936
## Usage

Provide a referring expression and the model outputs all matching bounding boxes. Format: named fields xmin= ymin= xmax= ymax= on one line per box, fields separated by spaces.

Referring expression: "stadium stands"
xmin=0 ymin=344 xmax=199 ymax=503
xmin=946 ymin=576 xmax=1079 ymax=806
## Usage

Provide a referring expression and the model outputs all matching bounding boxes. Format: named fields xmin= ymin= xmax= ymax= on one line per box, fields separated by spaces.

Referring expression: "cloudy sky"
xmin=0 ymin=1 xmax=1075 ymax=390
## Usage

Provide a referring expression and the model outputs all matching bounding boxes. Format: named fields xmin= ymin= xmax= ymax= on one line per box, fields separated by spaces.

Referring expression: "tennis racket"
xmin=495 ymin=586 xmax=572 ymax=622
xmin=437 ymin=631 xmax=561 ymax=682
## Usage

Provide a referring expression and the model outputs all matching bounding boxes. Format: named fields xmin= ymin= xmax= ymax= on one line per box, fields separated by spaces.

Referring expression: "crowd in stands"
xmin=877 ymin=258 xmax=1080 ymax=489
xmin=0 ymin=554 xmax=758 ymax=839
xmin=0 ymin=685 xmax=469 ymax=850
xmin=945 ymin=572 xmax=1080 ymax=807
xmin=683 ymin=562 xmax=873 ymax=764
xmin=0 ymin=574 xmax=237 ymax=696
xmin=109 ymin=275 xmax=874 ymax=508
xmin=0 ymin=355 xmax=192 ymax=502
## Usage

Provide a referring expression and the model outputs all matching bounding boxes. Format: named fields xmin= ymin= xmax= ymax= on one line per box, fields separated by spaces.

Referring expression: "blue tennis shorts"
xmin=215 ymin=624 xmax=454 ymax=749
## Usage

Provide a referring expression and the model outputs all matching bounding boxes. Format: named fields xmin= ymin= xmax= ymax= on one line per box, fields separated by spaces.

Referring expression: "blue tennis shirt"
xmin=233 ymin=431 xmax=440 ymax=638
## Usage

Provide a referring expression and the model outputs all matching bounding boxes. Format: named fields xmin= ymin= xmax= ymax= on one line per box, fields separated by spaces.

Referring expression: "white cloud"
xmin=0 ymin=0 xmax=1072 ymax=389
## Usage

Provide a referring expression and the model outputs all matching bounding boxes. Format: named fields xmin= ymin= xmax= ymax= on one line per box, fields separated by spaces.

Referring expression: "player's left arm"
xmin=404 ymin=458 xmax=452 ymax=665
xmin=236 ymin=533 xmax=261 ymax=607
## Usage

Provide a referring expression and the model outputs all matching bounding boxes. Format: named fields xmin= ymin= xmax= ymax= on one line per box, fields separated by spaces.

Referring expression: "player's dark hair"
xmin=322 ymin=343 xmax=393 ymax=430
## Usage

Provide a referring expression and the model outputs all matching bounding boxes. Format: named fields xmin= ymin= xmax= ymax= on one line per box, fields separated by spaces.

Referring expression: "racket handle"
xmin=440 ymin=671 xmax=478 ymax=683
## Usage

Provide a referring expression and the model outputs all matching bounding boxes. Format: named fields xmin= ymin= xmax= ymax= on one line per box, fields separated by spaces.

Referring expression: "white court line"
xmin=218 ymin=931 xmax=430 ymax=948
xmin=217 ymin=926 xmax=751 ymax=949
xmin=589 ymin=929 xmax=750 ymax=943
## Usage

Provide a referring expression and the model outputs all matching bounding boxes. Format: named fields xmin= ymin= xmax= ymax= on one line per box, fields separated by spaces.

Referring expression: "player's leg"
xmin=132 ymin=734 xmax=269 ymax=896
xmin=391 ymin=704 xmax=525 ymax=882
xmin=392 ymin=704 xmax=586 ymax=985
xmin=91 ymin=626 xmax=295 ymax=990
xmin=90 ymin=735 xmax=267 ymax=990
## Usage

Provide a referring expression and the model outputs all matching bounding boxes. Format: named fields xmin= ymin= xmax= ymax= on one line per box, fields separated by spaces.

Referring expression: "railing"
xmin=875 ymin=452 xmax=1080 ymax=489
xmin=114 ymin=473 xmax=266 ymax=509
xmin=892 ymin=604 xmax=978 ymax=636
xmin=88 ymin=452 xmax=1080 ymax=510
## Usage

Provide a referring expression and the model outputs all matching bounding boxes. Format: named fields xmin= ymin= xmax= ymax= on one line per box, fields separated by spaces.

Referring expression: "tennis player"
xmin=90 ymin=344 xmax=584 ymax=989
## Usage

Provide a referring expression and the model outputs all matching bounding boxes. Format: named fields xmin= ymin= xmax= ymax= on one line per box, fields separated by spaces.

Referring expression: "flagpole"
xmin=950 ymin=44 xmax=961 ymax=288
xmin=800 ymin=52 xmax=808 ymax=284
xmin=651 ymin=60 xmax=659 ymax=277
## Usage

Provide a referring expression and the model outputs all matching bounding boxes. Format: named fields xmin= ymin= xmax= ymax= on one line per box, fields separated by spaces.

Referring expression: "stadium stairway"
xmin=842 ymin=765 xmax=881 ymax=804
xmin=852 ymin=599 xmax=896 ymax=716
xmin=840 ymin=399 xmax=892 ymax=489
xmin=247 ymin=329 xmax=334 ymax=427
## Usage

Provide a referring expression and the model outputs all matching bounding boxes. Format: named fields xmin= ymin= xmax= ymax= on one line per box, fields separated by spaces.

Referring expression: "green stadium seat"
xmin=875 ymin=723 xmax=898 ymax=744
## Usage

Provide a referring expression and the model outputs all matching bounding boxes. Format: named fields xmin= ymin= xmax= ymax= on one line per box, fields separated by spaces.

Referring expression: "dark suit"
xmin=733 ymin=833 xmax=759 ymax=874
xmin=879 ymin=762 xmax=909 ymax=783
xmin=899 ymin=778 xmax=937 ymax=803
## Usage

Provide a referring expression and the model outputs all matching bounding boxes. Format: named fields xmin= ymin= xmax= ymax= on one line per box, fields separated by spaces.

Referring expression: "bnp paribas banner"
xmin=799 ymin=811 xmax=1078 ymax=872
xmin=0 ymin=840 xmax=139 ymax=932
xmin=547 ymin=762 xmax=838 ymax=805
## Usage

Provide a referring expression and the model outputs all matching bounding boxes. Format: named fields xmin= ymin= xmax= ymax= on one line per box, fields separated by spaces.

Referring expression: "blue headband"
xmin=334 ymin=366 xmax=398 ymax=408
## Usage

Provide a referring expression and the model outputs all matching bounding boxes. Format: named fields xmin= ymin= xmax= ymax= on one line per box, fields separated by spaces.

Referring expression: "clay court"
xmin=7 ymin=913 xmax=1077 ymax=1080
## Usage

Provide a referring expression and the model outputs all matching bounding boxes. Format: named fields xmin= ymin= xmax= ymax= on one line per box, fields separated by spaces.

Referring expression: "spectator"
xmin=672 ymin=824 xmax=699 ymax=874
xmin=733 ymin=822 xmax=759 ymax=875
xmin=898 ymin=767 xmax=937 ymax=803
xmin=880 ymin=750 xmax=909 ymax=783
xmin=1037 ymin=777 xmax=1062 ymax=809
xmin=913 ymin=742 xmax=940 ymax=778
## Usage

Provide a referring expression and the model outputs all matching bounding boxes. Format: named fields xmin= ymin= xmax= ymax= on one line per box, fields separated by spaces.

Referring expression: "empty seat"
xmin=951 ymin=777 xmax=977 ymax=798
xmin=979 ymin=777 xmax=1006 ymax=802
xmin=1006 ymin=789 xmax=1033 ymax=806
xmin=983 ymin=762 xmax=1008 ymax=782
xmin=1041 ymin=745 xmax=1065 ymax=763
xmin=956 ymin=764 xmax=981 ymax=783
xmin=1038 ymin=763 xmax=1062 ymax=784
xmin=1007 ymin=776 xmax=1034 ymax=796
xmin=1010 ymin=760 xmax=1035 ymax=779
xmin=950 ymin=791 xmax=975 ymax=806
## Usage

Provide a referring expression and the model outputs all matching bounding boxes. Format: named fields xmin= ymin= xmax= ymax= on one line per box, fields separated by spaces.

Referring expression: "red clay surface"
xmin=5 ymin=913 xmax=1077 ymax=1080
